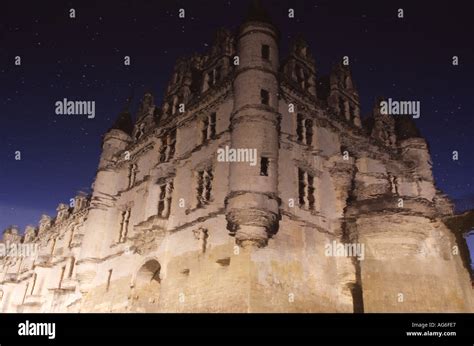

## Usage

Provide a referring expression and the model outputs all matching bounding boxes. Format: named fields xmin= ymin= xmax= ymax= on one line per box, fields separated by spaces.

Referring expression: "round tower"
xmin=77 ymin=107 xmax=132 ymax=292
xmin=225 ymin=1 xmax=280 ymax=247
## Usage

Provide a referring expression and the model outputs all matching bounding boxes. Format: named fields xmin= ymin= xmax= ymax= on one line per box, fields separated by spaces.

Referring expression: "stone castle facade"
xmin=1 ymin=3 xmax=473 ymax=313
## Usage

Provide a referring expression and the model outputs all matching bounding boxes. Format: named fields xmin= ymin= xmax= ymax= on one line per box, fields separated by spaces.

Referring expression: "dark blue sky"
xmin=1 ymin=0 xmax=473 ymax=258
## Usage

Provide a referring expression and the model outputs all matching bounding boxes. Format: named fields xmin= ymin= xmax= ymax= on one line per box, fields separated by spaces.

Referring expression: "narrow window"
xmin=296 ymin=114 xmax=304 ymax=142
xmin=159 ymin=130 xmax=177 ymax=163
xmin=22 ymin=283 xmax=29 ymax=304
xmin=261 ymin=44 xmax=270 ymax=60
xmin=297 ymin=115 xmax=313 ymax=145
xmin=128 ymin=164 xmax=137 ymax=188
xmin=339 ymin=97 xmax=346 ymax=117
xmin=260 ymin=89 xmax=269 ymax=105
xmin=30 ymin=273 xmax=37 ymax=295
xmin=68 ymin=257 xmax=75 ymax=278
xmin=201 ymin=113 xmax=216 ymax=143
xmin=50 ymin=237 xmax=57 ymax=256
xmin=298 ymin=168 xmax=306 ymax=206
xmin=260 ymin=157 xmax=269 ymax=176
xmin=157 ymin=184 xmax=166 ymax=217
xmin=349 ymin=104 xmax=355 ymax=121
xmin=201 ymin=117 xmax=209 ymax=143
xmin=158 ymin=181 xmax=173 ymax=218
xmin=168 ymin=129 xmax=176 ymax=160
xmin=298 ymin=168 xmax=316 ymax=210
xmin=197 ymin=169 xmax=213 ymax=207
xmin=106 ymin=269 xmax=112 ymax=292
xmin=159 ymin=137 xmax=168 ymax=163
xmin=209 ymin=113 xmax=216 ymax=139
xmin=58 ymin=266 xmax=66 ymax=289
xmin=307 ymin=174 xmax=315 ymax=210
xmin=135 ymin=123 xmax=145 ymax=140
xmin=305 ymin=118 xmax=313 ymax=145
xmin=119 ymin=209 xmax=131 ymax=243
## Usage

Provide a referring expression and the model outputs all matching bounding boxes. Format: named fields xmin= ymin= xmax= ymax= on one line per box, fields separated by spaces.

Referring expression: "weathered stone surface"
xmin=1 ymin=5 xmax=472 ymax=313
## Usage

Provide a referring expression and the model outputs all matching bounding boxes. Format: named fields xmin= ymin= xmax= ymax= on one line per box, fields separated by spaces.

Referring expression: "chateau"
xmin=1 ymin=2 xmax=473 ymax=313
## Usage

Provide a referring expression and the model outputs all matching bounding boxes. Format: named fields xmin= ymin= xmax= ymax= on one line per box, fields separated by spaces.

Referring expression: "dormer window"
xmin=135 ymin=123 xmax=145 ymax=140
xmin=201 ymin=113 xmax=217 ymax=143
xmin=296 ymin=114 xmax=313 ymax=145
xmin=157 ymin=180 xmax=174 ymax=218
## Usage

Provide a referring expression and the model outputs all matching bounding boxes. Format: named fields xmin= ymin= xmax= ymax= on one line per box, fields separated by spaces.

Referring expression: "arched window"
xmin=131 ymin=260 xmax=161 ymax=312
xmin=136 ymin=260 xmax=161 ymax=286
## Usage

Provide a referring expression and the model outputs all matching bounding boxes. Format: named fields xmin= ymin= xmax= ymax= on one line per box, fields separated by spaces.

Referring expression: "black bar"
xmin=0 ymin=313 xmax=472 ymax=345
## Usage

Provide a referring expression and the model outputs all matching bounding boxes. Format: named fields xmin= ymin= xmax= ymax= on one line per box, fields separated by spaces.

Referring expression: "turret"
xmin=78 ymin=102 xmax=133 ymax=292
xmin=225 ymin=0 xmax=280 ymax=247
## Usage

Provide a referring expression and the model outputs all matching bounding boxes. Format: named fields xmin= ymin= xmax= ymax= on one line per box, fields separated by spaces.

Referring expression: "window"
xmin=58 ymin=266 xmax=66 ymax=289
xmin=118 ymin=209 xmax=131 ymax=243
xmin=159 ymin=137 xmax=168 ymax=163
xmin=305 ymin=119 xmax=313 ymax=145
xmin=106 ymin=269 xmax=113 ymax=292
xmin=168 ymin=129 xmax=176 ymax=159
xmin=197 ymin=168 xmax=213 ymax=207
xmin=172 ymin=96 xmax=178 ymax=115
xmin=201 ymin=113 xmax=217 ymax=143
xmin=68 ymin=257 xmax=75 ymax=278
xmin=135 ymin=123 xmax=145 ymax=140
xmin=339 ymin=97 xmax=346 ymax=117
xmin=68 ymin=226 xmax=75 ymax=248
xmin=128 ymin=164 xmax=137 ymax=188
xmin=260 ymin=157 xmax=269 ymax=176
xmin=296 ymin=65 xmax=307 ymax=89
xmin=157 ymin=181 xmax=174 ymax=218
xmin=206 ymin=66 xmax=222 ymax=89
xmin=348 ymin=104 xmax=356 ymax=121
xmin=298 ymin=168 xmax=316 ymax=210
xmin=159 ymin=130 xmax=177 ymax=163
xmin=50 ymin=237 xmax=57 ymax=256
xmin=296 ymin=114 xmax=313 ymax=145
xmin=30 ymin=273 xmax=37 ymax=295
xmin=261 ymin=44 xmax=270 ymax=60
xmin=260 ymin=89 xmax=269 ymax=105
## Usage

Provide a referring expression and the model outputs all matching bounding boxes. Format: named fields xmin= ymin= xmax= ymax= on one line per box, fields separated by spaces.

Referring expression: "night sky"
xmin=1 ymin=1 xmax=473 ymax=257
